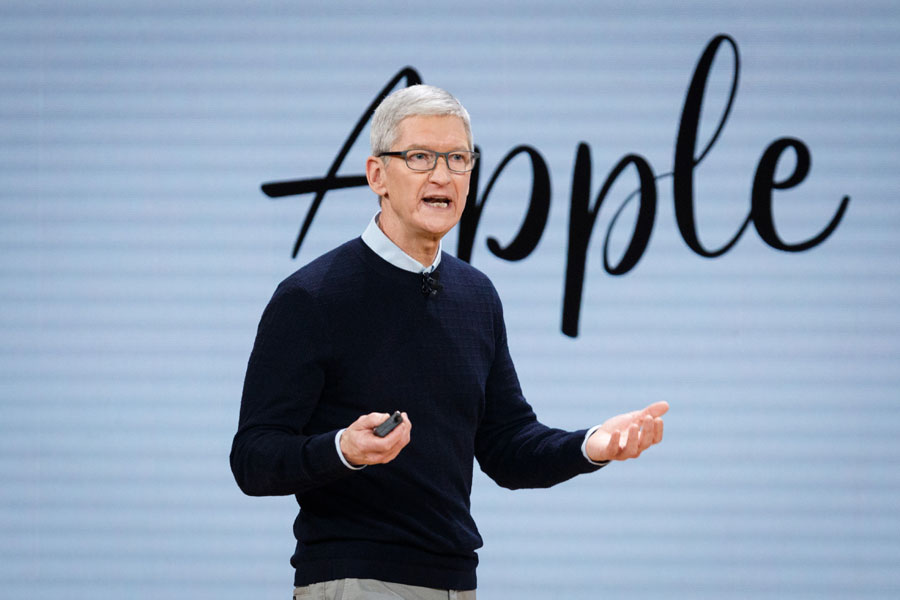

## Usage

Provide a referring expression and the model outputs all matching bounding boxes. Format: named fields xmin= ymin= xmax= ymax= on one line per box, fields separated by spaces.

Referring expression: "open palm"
xmin=585 ymin=401 xmax=669 ymax=462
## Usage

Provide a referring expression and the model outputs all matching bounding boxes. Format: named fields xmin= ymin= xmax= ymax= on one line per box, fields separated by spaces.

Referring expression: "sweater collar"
xmin=361 ymin=212 xmax=441 ymax=274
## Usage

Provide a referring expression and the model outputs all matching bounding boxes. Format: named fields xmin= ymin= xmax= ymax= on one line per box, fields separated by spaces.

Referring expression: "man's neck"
xmin=378 ymin=220 xmax=440 ymax=268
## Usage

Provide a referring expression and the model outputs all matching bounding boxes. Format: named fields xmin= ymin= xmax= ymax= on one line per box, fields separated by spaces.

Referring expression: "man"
xmin=231 ymin=84 xmax=667 ymax=600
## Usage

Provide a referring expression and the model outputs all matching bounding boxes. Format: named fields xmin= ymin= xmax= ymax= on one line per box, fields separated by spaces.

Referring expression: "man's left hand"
xmin=585 ymin=401 xmax=668 ymax=462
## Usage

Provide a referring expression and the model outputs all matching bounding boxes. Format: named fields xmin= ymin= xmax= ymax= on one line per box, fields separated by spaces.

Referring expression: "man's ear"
xmin=366 ymin=156 xmax=388 ymax=199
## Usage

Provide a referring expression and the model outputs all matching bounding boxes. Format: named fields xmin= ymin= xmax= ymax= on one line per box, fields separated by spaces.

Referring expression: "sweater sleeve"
xmin=474 ymin=291 xmax=604 ymax=489
xmin=230 ymin=282 xmax=352 ymax=496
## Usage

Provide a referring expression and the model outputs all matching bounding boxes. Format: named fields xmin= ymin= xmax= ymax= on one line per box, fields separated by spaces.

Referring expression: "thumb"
xmin=353 ymin=412 xmax=392 ymax=429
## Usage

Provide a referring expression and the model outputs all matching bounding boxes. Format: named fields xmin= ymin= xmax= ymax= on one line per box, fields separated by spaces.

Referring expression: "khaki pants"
xmin=293 ymin=578 xmax=476 ymax=600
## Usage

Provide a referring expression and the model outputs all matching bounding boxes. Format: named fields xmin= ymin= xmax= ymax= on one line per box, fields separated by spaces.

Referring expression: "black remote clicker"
xmin=374 ymin=411 xmax=403 ymax=437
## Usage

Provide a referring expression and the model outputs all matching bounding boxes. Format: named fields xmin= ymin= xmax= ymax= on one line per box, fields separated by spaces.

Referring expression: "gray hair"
xmin=370 ymin=84 xmax=473 ymax=156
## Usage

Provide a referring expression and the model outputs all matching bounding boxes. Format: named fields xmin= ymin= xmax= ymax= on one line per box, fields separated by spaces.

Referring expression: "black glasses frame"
xmin=378 ymin=149 xmax=480 ymax=173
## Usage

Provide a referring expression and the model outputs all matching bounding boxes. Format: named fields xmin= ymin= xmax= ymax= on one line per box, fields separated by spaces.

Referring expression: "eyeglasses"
xmin=378 ymin=148 xmax=479 ymax=173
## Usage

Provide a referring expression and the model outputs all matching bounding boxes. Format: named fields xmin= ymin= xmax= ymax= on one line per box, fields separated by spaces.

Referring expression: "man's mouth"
xmin=423 ymin=196 xmax=451 ymax=208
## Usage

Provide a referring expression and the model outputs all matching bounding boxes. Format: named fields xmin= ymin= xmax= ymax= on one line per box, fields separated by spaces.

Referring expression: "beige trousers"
xmin=293 ymin=578 xmax=476 ymax=600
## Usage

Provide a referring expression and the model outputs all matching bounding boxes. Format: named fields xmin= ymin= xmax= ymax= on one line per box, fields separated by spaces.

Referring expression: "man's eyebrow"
xmin=404 ymin=145 xmax=470 ymax=151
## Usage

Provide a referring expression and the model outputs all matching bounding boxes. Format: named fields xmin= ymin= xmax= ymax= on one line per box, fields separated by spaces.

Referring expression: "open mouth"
xmin=423 ymin=196 xmax=451 ymax=208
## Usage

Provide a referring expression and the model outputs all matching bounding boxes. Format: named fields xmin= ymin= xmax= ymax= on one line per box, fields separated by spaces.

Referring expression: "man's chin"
xmin=417 ymin=215 xmax=460 ymax=238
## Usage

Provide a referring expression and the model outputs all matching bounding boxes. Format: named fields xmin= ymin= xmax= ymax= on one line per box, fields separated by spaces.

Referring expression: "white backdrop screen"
xmin=2 ymin=2 xmax=899 ymax=599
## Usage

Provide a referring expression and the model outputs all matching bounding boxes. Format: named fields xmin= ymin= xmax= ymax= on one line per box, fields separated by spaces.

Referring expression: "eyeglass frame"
xmin=377 ymin=148 xmax=480 ymax=173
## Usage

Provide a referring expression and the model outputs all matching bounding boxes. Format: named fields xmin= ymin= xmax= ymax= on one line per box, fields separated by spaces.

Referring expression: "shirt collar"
xmin=361 ymin=212 xmax=441 ymax=274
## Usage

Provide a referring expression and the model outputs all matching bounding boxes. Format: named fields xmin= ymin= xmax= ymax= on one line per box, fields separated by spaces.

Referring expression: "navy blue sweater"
xmin=230 ymin=238 xmax=602 ymax=590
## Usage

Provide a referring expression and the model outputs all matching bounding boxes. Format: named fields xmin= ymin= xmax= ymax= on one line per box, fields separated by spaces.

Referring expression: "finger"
xmin=354 ymin=412 xmax=391 ymax=430
xmin=381 ymin=415 xmax=408 ymax=439
xmin=392 ymin=419 xmax=412 ymax=450
xmin=623 ymin=409 xmax=643 ymax=424
xmin=387 ymin=428 xmax=412 ymax=462
xmin=400 ymin=424 xmax=411 ymax=448
xmin=638 ymin=415 xmax=654 ymax=452
xmin=605 ymin=430 xmax=621 ymax=459
xmin=403 ymin=413 xmax=412 ymax=441
xmin=382 ymin=416 xmax=412 ymax=455
xmin=393 ymin=413 xmax=412 ymax=440
xmin=643 ymin=401 xmax=669 ymax=418
xmin=400 ymin=421 xmax=412 ymax=444
xmin=372 ymin=439 xmax=403 ymax=464
xmin=380 ymin=442 xmax=402 ymax=463
xmin=624 ymin=423 xmax=640 ymax=457
xmin=654 ymin=417 xmax=664 ymax=444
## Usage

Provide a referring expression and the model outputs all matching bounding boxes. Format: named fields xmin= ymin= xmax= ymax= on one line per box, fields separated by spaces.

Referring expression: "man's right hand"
xmin=339 ymin=412 xmax=411 ymax=466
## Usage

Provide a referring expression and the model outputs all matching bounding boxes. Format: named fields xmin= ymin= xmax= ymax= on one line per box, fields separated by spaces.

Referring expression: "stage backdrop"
xmin=2 ymin=2 xmax=899 ymax=599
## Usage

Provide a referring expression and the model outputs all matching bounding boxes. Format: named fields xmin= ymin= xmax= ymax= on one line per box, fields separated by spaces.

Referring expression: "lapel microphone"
xmin=421 ymin=269 xmax=443 ymax=298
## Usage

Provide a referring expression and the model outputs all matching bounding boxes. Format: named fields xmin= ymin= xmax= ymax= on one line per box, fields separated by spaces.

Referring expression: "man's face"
xmin=366 ymin=115 xmax=471 ymax=254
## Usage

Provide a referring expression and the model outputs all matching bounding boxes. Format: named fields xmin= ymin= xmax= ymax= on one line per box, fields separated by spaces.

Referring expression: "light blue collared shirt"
xmin=360 ymin=212 xmax=441 ymax=273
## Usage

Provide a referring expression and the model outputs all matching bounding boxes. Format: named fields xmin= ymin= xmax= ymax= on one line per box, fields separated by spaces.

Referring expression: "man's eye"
xmin=449 ymin=153 xmax=466 ymax=162
xmin=410 ymin=152 xmax=430 ymax=161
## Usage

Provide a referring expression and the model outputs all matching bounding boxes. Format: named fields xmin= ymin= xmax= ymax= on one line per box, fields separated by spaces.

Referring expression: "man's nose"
xmin=428 ymin=156 xmax=453 ymax=182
